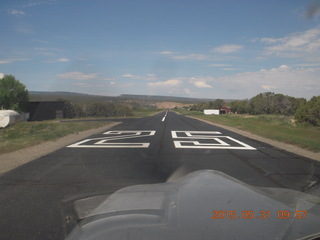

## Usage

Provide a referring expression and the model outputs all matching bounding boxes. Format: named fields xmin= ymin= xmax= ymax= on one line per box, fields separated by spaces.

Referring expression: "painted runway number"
xmin=67 ymin=130 xmax=156 ymax=148
xmin=171 ymin=131 xmax=256 ymax=150
xmin=67 ymin=130 xmax=256 ymax=150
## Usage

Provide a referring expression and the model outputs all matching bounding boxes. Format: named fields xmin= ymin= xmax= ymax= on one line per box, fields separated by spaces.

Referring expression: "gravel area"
xmin=0 ymin=122 xmax=120 ymax=175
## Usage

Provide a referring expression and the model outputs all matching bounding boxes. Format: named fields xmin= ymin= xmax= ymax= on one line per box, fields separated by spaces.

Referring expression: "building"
xmin=204 ymin=109 xmax=220 ymax=115
xmin=28 ymin=101 xmax=64 ymax=121
xmin=220 ymin=106 xmax=231 ymax=114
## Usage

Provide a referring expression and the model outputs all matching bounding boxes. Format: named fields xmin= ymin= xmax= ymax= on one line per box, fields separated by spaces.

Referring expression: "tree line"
xmin=62 ymin=100 xmax=133 ymax=118
xmin=0 ymin=75 xmax=133 ymax=118
xmin=1 ymin=75 xmax=318 ymax=125
xmin=190 ymin=92 xmax=320 ymax=126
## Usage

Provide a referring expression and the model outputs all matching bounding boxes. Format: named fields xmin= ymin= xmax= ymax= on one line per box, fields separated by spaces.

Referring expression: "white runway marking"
xmin=162 ymin=110 xmax=168 ymax=122
xmin=171 ymin=131 xmax=256 ymax=150
xmin=171 ymin=131 xmax=222 ymax=138
xmin=67 ymin=129 xmax=256 ymax=150
xmin=67 ymin=130 xmax=156 ymax=148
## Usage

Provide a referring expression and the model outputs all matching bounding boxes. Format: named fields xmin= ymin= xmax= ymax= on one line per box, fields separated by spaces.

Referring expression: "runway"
xmin=0 ymin=111 xmax=319 ymax=240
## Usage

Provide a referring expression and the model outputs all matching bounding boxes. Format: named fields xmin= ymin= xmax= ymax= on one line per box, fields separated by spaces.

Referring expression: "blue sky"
xmin=1 ymin=0 xmax=320 ymax=99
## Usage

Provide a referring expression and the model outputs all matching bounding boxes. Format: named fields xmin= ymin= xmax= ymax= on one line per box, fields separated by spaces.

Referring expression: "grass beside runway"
xmin=0 ymin=120 xmax=112 ymax=154
xmin=0 ymin=109 xmax=161 ymax=154
xmin=174 ymin=109 xmax=320 ymax=153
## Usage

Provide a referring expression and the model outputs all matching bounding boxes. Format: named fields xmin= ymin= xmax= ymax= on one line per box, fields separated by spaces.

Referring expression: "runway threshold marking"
xmin=171 ymin=131 xmax=256 ymax=150
xmin=67 ymin=130 xmax=156 ymax=148
xmin=67 ymin=130 xmax=256 ymax=150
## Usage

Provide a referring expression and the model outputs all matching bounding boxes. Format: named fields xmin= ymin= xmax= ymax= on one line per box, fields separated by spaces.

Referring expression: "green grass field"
xmin=175 ymin=109 xmax=320 ymax=152
xmin=0 ymin=120 xmax=112 ymax=154
xmin=0 ymin=109 xmax=161 ymax=154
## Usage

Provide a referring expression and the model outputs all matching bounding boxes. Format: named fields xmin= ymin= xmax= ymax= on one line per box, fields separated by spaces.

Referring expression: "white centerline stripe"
xmin=162 ymin=110 xmax=168 ymax=122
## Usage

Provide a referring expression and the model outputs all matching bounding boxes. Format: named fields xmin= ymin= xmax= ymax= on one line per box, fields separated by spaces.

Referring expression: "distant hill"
xmin=29 ymin=91 xmax=236 ymax=108
xmin=30 ymin=91 xmax=116 ymax=103
xmin=118 ymin=94 xmax=221 ymax=103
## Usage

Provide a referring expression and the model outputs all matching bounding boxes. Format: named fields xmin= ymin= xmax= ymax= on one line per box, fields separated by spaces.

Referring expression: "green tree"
xmin=190 ymin=102 xmax=208 ymax=111
xmin=295 ymin=96 xmax=320 ymax=126
xmin=250 ymin=92 xmax=275 ymax=114
xmin=230 ymin=100 xmax=250 ymax=114
xmin=58 ymin=99 xmax=77 ymax=118
xmin=212 ymin=99 xmax=225 ymax=109
xmin=249 ymin=92 xmax=306 ymax=116
xmin=190 ymin=99 xmax=226 ymax=112
xmin=72 ymin=103 xmax=85 ymax=118
xmin=291 ymin=97 xmax=307 ymax=114
xmin=0 ymin=75 xmax=29 ymax=112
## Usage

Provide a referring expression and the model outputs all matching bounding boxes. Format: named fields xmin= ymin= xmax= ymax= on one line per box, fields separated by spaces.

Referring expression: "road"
xmin=0 ymin=111 xmax=319 ymax=240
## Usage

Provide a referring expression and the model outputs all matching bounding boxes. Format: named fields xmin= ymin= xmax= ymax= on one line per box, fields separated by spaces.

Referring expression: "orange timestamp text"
xmin=211 ymin=210 xmax=308 ymax=220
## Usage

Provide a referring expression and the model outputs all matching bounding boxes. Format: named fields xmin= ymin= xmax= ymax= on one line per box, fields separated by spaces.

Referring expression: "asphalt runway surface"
xmin=0 ymin=111 xmax=319 ymax=240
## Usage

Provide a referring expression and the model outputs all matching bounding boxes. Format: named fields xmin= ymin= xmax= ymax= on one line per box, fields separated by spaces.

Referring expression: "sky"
xmin=1 ymin=0 xmax=320 ymax=100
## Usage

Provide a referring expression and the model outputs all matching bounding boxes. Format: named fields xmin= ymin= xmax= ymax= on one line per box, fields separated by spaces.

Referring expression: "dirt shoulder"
xmin=0 ymin=122 xmax=120 ymax=175
xmin=189 ymin=116 xmax=320 ymax=162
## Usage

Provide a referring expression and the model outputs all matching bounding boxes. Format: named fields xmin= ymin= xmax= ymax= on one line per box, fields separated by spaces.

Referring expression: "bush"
xmin=295 ymin=96 xmax=320 ymax=126
xmin=0 ymin=75 xmax=29 ymax=112
xmin=86 ymin=102 xmax=133 ymax=117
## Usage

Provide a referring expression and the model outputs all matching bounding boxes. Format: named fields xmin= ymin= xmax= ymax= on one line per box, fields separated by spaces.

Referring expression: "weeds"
xmin=0 ymin=120 xmax=110 ymax=154
xmin=175 ymin=109 xmax=320 ymax=152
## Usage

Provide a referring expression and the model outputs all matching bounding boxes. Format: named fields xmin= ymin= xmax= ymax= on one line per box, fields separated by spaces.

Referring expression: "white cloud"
xmin=184 ymin=88 xmax=191 ymax=94
xmin=294 ymin=63 xmax=320 ymax=67
xmin=172 ymin=54 xmax=208 ymax=60
xmin=209 ymin=63 xmax=231 ymax=67
xmin=258 ymin=27 xmax=320 ymax=59
xmin=213 ymin=44 xmax=243 ymax=54
xmin=57 ymin=72 xmax=97 ymax=80
xmin=14 ymin=23 xmax=34 ymax=34
xmin=8 ymin=9 xmax=26 ymax=16
xmin=208 ymin=64 xmax=239 ymax=70
xmin=261 ymin=85 xmax=277 ymax=91
xmin=116 ymin=65 xmax=319 ymax=99
xmin=0 ymin=59 xmax=15 ymax=64
xmin=77 ymin=57 xmax=88 ymax=61
xmin=23 ymin=0 xmax=59 ymax=8
xmin=0 ymin=58 xmax=28 ymax=64
xmin=164 ymin=65 xmax=319 ymax=99
xmin=191 ymin=81 xmax=212 ymax=88
xmin=31 ymin=39 xmax=49 ymax=44
xmin=118 ymin=82 xmax=136 ymax=88
xmin=159 ymin=51 xmax=174 ymax=55
xmin=148 ymin=79 xmax=182 ymax=87
xmin=259 ymin=38 xmax=282 ymax=44
xmin=46 ymin=58 xmax=70 ymax=63
xmin=33 ymin=47 xmax=64 ymax=57
xmin=121 ymin=73 xmax=157 ymax=81
xmin=161 ymin=76 xmax=215 ymax=89
xmin=216 ymin=65 xmax=320 ymax=99
xmin=121 ymin=73 xmax=139 ymax=78
xmin=222 ymin=68 xmax=239 ymax=71
xmin=33 ymin=47 xmax=64 ymax=52
xmin=104 ymin=77 xmax=116 ymax=81
xmin=57 ymin=58 xmax=70 ymax=62
xmin=73 ymin=82 xmax=105 ymax=88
